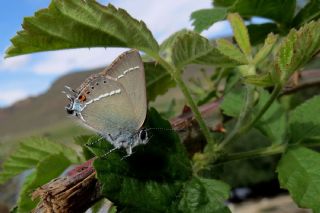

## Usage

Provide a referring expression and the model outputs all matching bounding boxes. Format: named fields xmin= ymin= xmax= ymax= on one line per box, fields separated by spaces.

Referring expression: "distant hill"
xmin=0 ymin=68 xmax=102 ymax=143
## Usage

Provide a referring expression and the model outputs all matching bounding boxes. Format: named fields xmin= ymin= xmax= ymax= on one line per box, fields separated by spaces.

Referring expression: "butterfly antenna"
xmin=145 ymin=127 xmax=176 ymax=132
xmin=102 ymin=146 xmax=120 ymax=158
xmin=86 ymin=136 xmax=105 ymax=147
xmin=64 ymin=85 xmax=77 ymax=95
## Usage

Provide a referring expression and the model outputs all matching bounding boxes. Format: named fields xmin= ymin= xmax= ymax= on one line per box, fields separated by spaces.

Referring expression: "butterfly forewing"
xmin=80 ymin=77 xmax=140 ymax=137
xmin=102 ymin=50 xmax=147 ymax=128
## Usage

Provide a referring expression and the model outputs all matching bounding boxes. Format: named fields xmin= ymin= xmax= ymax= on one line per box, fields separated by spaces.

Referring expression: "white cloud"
xmin=0 ymin=90 xmax=29 ymax=106
xmin=0 ymin=54 xmax=31 ymax=71
xmin=32 ymin=48 xmax=127 ymax=75
xmin=203 ymin=21 xmax=232 ymax=39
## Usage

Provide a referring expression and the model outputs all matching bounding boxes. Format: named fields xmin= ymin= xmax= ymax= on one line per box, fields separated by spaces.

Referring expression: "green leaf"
xmin=289 ymin=95 xmax=320 ymax=143
xmin=93 ymin=108 xmax=192 ymax=211
xmin=227 ymin=13 xmax=251 ymax=56
xmin=17 ymin=154 xmax=71 ymax=213
xmin=277 ymin=147 xmax=320 ymax=212
xmin=221 ymin=88 xmax=286 ymax=144
xmin=145 ymin=62 xmax=175 ymax=102
xmin=253 ymin=33 xmax=278 ymax=65
xmin=237 ymin=64 xmax=256 ymax=76
xmin=247 ymin=23 xmax=279 ymax=45
xmin=275 ymin=20 xmax=320 ymax=81
xmin=6 ymin=0 xmax=159 ymax=57
xmin=159 ymin=29 xmax=188 ymax=60
xmin=178 ymin=177 xmax=231 ymax=213
xmin=256 ymin=89 xmax=286 ymax=144
xmin=0 ymin=137 xmax=79 ymax=184
xmin=230 ymin=0 xmax=296 ymax=26
xmin=243 ymin=73 xmax=275 ymax=87
xmin=220 ymin=88 xmax=244 ymax=117
xmin=171 ymin=31 xmax=242 ymax=69
xmin=74 ymin=135 xmax=95 ymax=160
xmin=190 ymin=8 xmax=227 ymax=33
xmin=216 ymin=39 xmax=248 ymax=64
xmin=293 ymin=0 xmax=320 ymax=27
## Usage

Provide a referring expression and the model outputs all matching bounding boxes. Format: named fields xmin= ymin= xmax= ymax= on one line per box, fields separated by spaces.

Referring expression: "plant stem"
xmin=155 ymin=56 xmax=216 ymax=146
xmin=216 ymin=141 xmax=320 ymax=165
xmin=239 ymin=84 xmax=282 ymax=134
xmin=219 ymin=84 xmax=255 ymax=148
xmin=218 ymin=145 xmax=286 ymax=164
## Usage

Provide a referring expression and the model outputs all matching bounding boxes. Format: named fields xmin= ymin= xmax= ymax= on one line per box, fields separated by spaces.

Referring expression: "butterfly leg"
xmin=120 ymin=146 xmax=132 ymax=160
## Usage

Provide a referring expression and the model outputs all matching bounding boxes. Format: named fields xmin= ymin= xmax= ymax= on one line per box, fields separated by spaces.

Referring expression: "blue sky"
xmin=0 ymin=0 xmax=235 ymax=107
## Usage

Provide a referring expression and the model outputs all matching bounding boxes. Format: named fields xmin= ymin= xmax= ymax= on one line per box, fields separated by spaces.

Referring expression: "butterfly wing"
xmin=101 ymin=50 xmax=147 ymax=129
xmin=80 ymin=77 xmax=140 ymax=137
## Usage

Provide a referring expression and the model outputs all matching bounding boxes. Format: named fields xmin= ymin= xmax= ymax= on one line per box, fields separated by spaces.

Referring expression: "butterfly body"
xmin=64 ymin=50 xmax=148 ymax=155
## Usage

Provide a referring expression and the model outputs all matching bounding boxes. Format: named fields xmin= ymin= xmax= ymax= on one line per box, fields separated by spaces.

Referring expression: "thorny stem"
xmin=155 ymin=56 xmax=216 ymax=147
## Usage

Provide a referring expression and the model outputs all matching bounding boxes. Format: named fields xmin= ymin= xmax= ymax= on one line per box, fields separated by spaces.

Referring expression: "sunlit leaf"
xmin=17 ymin=154 xmax=71 ymax=213
xmin=275 ymin=20 xmax=320 ymax=81
xmin=227 ymin=13 xmax=251 ymax=56
xmin=6 ymin=0 xmax=159 ymax=57
xmin=253 ymin=33 xmax=278 ymax=65
xmin=216 ymin=39 xmax=248 ymax=64
xmin=0 ymin=137 xmax=79 ymax=184
xmin=171 ymin=31 xmax=241 ymax=69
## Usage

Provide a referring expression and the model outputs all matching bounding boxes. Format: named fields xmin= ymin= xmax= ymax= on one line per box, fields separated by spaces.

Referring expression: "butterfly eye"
xmin=79 ymin=95 xmax=86 ymax=101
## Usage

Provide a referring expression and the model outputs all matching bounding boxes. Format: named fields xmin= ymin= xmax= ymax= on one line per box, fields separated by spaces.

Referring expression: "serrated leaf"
xmin=178 ymin=177 xmax=231 ymax=213
xmin=289 ymin=95 xmax=320 ymax=143
xmin=17 ymin=153 xmax=71 ymax=213
xmin=227 ymin=13 xmax=251 ymax=56
xmin=293 ymin=0 xmax=320 ymax=27
xmin=277 ymin=147 xmax=320 ymax=212
xmin=6 ymin=0 xmax=159 ymax=57
xmin=145 ymin=62 xmax=175 ymax=102
xmin=159 ymin=29 xmax=188 ymax=60
xmin=190 ymin=8 xmax=227 ymax=33
xmin=216 ymin=39 xmax=248 ymax=64
xmin=253 ymin=33 xmax=278 ymax=65
xmin=221 ymin=88 xmax=286 ymax=144
xmin=93 ymin=108 xmax=192 ymax=211
xmin=0 ymin=137 xmax=79 ymax=184
xmin=230 ymin=0 xmax=296 ymax=26
xmin=275 ymin=20 xmax=320 ymax=81
xmin=171 ymin=31 xmax=242 ymax=69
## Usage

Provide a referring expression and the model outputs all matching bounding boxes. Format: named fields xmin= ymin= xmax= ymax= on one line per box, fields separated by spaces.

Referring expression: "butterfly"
xmin=64 ymin=50 xmax=148 ymax=155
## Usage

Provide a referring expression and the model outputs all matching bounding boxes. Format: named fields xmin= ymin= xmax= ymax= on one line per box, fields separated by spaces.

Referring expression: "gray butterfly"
xmin=64 ymin=50 xmax=148 ymax=155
